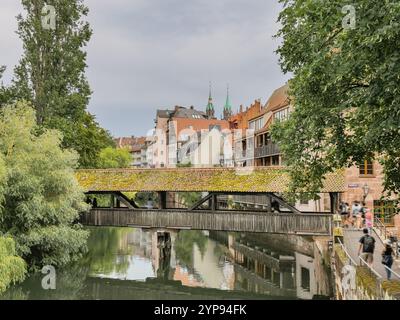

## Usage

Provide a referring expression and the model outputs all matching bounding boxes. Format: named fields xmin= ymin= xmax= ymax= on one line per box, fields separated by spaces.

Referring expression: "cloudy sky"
xmin=0 ymin=0 xmax=289 ymax=137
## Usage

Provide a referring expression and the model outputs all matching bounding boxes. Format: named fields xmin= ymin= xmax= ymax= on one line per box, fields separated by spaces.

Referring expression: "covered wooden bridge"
xmin=76 ymin=167 xmax=345 ymax=235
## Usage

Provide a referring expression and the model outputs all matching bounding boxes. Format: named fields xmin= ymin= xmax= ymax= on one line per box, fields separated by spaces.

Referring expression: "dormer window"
xmin=273 ymin=107 xmax=290 ymax=121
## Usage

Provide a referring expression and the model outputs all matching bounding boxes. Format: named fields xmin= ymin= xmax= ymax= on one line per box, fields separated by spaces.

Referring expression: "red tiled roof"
xmin=265 ymin=84 xmax=290 ymax=113
xmin=114 ymin=136 xmax=146 ymax=151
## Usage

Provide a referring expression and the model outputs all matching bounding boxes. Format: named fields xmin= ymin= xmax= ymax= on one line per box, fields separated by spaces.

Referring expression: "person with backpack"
xmin=382 ymin=239 xmax=395 ymax=280
xmin=358 ymin=228 xmax=376 ymax=267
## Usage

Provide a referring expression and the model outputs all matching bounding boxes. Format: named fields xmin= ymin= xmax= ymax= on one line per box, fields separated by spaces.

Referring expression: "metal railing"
xmin=337 ymin=237 xmax=358 ymax=267
xmin=374 ymin=217 xmax=388 ymax=240
xmin=336 ymin=237 xmax=385 ymax=299
xmin=383 ymin=264 xmax=400 ymax=281
xmin=338 ymin=238 xmax=400 ymax=281
xmin=374 ymin=217 xmax=399 ymax=258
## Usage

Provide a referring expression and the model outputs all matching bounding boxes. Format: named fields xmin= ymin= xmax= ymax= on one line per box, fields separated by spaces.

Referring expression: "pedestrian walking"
xmin=339 ymin=201 xmax=349 ymax=226
xmin=352 ymin=201 xmax=363 ymax=230
xmin=382 ymin=239 xmax=395 ymax=280
xmin=353 ymin=202 xmax=363 ymax=230
xmin=365 ymin=208 xmax=373 ymax=235
xmin=358 ymin=228 xmax=376 ymax=267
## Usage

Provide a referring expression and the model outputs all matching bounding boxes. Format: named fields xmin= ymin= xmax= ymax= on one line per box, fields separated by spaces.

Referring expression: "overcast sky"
xmin=0 ymin=0 xmax=289 ymax=137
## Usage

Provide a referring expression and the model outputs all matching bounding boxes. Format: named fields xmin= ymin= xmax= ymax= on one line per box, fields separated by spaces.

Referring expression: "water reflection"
xmin=1 ymin=227 xmax=332 ymax=300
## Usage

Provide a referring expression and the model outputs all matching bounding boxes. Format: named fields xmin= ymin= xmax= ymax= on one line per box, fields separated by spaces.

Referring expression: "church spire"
xmin=206 ymin=82 xmax=215 ymax=119
xmin=223 ymin=84 xmax=232 ymax=120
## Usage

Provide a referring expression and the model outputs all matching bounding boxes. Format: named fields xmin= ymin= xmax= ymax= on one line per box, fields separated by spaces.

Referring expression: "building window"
xmin=273 ymin=107 xmax=290 ymax=121
xmin=249 ymin=117 xmax=264 ymax=131
xmin=374 ymin=200 xmax=396 ymax=225
xmin=301 ymin=267 xmax=311 ymax=292
xmin=359 ymin=160 xmax=373 ymax=175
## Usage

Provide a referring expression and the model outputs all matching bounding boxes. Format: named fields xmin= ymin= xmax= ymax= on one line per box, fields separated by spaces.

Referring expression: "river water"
xmin=1 ymin=227 xmax=333 ymax=300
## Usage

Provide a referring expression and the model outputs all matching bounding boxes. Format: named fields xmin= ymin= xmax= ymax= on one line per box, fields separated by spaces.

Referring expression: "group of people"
xmin=338 ymin=201 xmax=397 ymax=280
xmin=339 ymin=201 xmax=373 ymax=232
xmin=85 ymin=197 xmax=98 ymax=208
xmin=358 ymin=228 xmax=396 ymax=280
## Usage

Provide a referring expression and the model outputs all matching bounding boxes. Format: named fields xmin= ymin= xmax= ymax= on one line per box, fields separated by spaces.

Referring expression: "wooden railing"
xmin=254 ymin=143 xmax=280 ymax=158
xmin=81 ymin=209 xmax=333 ymax=236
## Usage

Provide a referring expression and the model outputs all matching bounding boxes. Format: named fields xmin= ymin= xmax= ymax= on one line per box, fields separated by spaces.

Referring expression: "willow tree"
xmin=0 ymin=102 xmax=89 ymax=269
xmin=0 ymin=237 xmax=26 ymax=294
xmin=13 ymin=0 xmax=113 ymax=168
xmin=272 ymin=0 xmax=400 ymax=197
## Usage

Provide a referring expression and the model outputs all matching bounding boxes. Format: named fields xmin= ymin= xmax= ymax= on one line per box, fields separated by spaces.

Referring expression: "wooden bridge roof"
xmin=75 ymin=167 xmax=345 ymax=193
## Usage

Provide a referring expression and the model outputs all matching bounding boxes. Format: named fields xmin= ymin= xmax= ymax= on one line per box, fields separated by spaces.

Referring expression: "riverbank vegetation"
xmin=0 ymin=237 xmax=26 ymax=294
xmin=0 ymin=103 xmax=89 ymax=271
xmin=0 ymin=1 xmax=116 ymax=290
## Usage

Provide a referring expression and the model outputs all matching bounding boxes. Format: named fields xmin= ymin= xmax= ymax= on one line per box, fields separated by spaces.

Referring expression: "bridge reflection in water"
xmin=114 ymin=228 xmax=331 ymax=299
xmin=2 ymin=227 xmax=332 ymax=300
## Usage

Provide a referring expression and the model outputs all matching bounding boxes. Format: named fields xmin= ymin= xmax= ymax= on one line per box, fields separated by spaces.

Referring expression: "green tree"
xmin=97 ymin=147 xmax=132 ymax=169
xmin=179 ymin=192 xmax=202 ymax=207
xmin=272 ymin=0 xmax=400 ymax=196
xmin=13 ymin=0 xmax=113 ymax=168
xmin=0 ymin=102 xmax=89 ymax=269
xmin=0 ymin=67 xmax=16 ymax=106
xmin=0 ymin=237 xmax=27 ymax=294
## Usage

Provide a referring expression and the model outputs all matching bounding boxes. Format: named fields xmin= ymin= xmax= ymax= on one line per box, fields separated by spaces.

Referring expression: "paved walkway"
xmin=343 ymin=228 xmax=400 ymax=280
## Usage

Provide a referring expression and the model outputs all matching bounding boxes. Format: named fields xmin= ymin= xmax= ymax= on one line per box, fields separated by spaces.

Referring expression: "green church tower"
xmin=223 ymin=84 xmax=232 ymax=120
xmin=206 ymin=82 xmax=215 ymax=119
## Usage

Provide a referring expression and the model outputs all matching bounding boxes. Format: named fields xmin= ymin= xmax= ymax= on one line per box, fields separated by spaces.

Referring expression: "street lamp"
xmin=362 ymin=183 xmax=370 ymax=202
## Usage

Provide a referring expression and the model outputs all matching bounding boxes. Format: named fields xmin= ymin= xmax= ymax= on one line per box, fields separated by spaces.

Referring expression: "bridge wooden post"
xmin=210 ymin=193 xmax=218 ymax=211
xmin=110 ymin=194 xmax=115 ymax=208
xmin=158 ymin=191 xmax=167 ymax=210
xmin=266 ymin=193 xmax=272 ymax=213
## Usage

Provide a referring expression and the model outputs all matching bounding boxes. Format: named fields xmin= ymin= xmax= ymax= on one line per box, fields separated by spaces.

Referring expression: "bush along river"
xmin=1 ymin=227 xmax=333 ymax=300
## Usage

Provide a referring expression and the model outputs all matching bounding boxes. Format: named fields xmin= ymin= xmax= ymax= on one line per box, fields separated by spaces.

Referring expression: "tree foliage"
xmin=13 ymin=0 xmax=113 ymax=168
xmin=0 ymin=67 xmax=16 ymax=106
xmin=0 ymin=237 xmax=27 ymax=294
xmin=0 ymin=102 xmax=89 ymax=269
xmin=272 ymin=0 xmax=400 ymax=197
xmin=96 ymin=147 xmax=132 ymax=169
